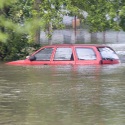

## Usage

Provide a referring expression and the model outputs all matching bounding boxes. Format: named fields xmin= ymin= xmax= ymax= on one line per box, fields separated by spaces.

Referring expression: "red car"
xmin=6 ymin=44 xmax=120 ymax=65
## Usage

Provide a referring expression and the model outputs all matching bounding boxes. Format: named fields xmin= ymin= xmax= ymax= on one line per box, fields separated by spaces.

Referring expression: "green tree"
xmin=119 ymin=0 xmax=125 ymax=31
xmin=71 ymin=0 xmax=122 ymax=32
xmin=1 ymin=1 xmax=125 ymax=54
xmin=1 ymin=0 xmax=125 ymax=42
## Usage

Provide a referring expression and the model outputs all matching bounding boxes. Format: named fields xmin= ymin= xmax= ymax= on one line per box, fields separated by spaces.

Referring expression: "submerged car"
xmin=6 ymin=44 xmax=120 ymax=65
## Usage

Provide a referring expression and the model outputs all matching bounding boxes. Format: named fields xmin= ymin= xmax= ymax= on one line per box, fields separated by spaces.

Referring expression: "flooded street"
xmin=1 ymin=43 xmax=125 ymax=125
xmin=0 ymin=62 xmax=125 ymax=125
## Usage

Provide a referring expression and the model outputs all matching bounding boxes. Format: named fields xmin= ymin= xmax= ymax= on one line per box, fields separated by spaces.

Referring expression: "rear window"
xmin=98 ymin=47 xmax=119 ymax=60
xmin=76 ymin=48 xmax=96 ymax=60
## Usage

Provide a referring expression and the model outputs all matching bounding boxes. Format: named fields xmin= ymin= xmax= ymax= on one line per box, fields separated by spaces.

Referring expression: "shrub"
xmin=0 ymin=32 xmax=41 ymax=61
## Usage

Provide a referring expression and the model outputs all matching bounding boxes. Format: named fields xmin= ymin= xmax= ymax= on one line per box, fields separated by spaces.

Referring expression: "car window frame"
xmin=32 ymin=47 xmax=54 ymax=61
xmin=98 ymin=47 xmax=119 ymax=60
xmin=53 ymin=47 xmax=74 ymax=61
xmin=75 ymin=47 xmax=97 ymax=60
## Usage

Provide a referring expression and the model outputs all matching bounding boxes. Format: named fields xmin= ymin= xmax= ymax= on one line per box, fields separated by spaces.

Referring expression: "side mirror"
xmin=29 ymin=56 xmax=36 ymax=61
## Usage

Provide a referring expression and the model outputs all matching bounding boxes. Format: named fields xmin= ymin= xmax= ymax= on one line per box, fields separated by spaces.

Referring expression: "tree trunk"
xmin=34 ymin=28 xmax=41 ymax=44
xmin=34 ymin=0 xmax=41 ymax=44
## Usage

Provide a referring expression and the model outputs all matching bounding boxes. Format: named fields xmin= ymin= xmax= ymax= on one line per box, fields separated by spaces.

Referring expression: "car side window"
xmin=54 ymin=48 xmax=73 ymax=60
xmin=76 ymin=48 xmax=96 ymax=60
xmin=34 ymin=47 xmax=53 ymax=60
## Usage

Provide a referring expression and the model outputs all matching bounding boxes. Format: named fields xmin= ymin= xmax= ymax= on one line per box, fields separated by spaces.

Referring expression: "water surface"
xmin=0 ymin=62 xmax=125 ymax=125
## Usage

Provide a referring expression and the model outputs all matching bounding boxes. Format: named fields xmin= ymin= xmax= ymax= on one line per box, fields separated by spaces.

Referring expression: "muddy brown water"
xmin=1 ymin=43 xmax=125 ymax=125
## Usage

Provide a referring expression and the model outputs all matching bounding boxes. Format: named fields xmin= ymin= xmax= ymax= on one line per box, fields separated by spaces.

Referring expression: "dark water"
xmin=0 ymin=62 xmax=125 ymax=125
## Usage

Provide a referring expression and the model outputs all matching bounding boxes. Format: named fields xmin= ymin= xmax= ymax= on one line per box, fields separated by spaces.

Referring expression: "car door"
xmin=52 ymin=47 xmax=75 ymax=65
xmin=29 ymin=47 xmax=54 ymax=65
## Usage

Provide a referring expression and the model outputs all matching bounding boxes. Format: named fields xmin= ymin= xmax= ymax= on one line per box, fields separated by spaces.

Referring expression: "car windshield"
xmin=98 ymin=47 xmax=119 ymax=60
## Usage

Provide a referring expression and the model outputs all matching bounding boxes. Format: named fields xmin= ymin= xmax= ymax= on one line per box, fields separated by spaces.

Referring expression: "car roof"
xmin=45 ymin=44 xmax=109 ymax=48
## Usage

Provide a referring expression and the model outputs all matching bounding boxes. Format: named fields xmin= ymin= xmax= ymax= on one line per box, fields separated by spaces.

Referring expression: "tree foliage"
xmin=71 ymin=0 xmax=122 ymax=32
xmin=1 ymin=0 xmax=125 ymax=42
xmin=1 ymin=0 xmax=125 ymax=61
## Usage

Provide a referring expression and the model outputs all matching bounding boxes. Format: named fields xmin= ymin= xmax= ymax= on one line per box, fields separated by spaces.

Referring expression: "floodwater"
xmin=1 ymin=45 xmax=125 ymax=125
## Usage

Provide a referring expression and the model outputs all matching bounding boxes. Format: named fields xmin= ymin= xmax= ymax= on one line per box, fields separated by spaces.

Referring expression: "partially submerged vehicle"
xmin=6 ymin=44 xmax=120 ymax=66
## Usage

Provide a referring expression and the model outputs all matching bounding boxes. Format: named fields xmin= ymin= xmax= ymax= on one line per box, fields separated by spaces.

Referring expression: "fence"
xmin=40 ymin=29 xmax=125 ymax=45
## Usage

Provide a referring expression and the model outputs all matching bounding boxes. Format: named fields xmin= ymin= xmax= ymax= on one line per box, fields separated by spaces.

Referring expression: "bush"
xmin=0 ymin=33 xmax=41 ymax=61
xmin=0 ymin=42 xmax=8 ymax=60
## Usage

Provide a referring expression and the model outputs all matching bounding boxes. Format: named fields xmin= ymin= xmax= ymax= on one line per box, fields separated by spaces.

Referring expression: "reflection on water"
xmin=0 ymin=63 xmax=125 ymax=125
